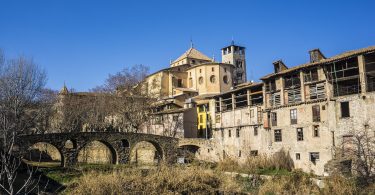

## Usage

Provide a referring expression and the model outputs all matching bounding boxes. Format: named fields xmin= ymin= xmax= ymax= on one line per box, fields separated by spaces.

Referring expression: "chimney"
xmin=309 ymin=49 xmax=326 ymax=63
xmin=272 ymin=60 xmax=288 ymax=73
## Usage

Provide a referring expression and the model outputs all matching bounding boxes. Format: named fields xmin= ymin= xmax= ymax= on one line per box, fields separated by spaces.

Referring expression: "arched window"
xmin=210 ymin=75 xmax=216 ymax=84
xmin=199 ymin=77 xmax=204 ymax=85
xmin=223 ymin=75 xmax=229 ymax=84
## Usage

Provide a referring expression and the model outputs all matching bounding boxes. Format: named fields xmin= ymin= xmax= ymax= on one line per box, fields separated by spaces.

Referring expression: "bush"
xmin=68 ymin=165 xmax=242 ymax=194
xmin=322 ymin=174 xmax=357 ymax=195
xmin=258 ymin=170 xmax=320 ymax=195
xmin=217 ymin=148 xmax=293 ymax=174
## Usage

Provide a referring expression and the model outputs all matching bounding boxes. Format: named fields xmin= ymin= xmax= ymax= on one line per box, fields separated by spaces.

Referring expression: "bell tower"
xmin=221 ymin=41 xmax=247 ymax=85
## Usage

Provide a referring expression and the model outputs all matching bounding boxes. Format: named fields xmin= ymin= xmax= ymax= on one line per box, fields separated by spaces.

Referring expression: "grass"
xmin=40 ymin=168 xmax=82 ymax=185
xmin=256 ymin=167 xmax=290 ymax=175
xmin=66 ymin=165 xmax=243 ymax=194
xmin=216 ymin=149 xmax=294 ymax=176
xmin=25 ymin=159 xmax=373 ymax=194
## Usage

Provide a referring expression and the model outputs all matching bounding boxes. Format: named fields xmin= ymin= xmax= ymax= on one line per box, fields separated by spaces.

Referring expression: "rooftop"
xmin=261 ymin=45 xmax=375 ymax=80
xmin=172 ymin=47 xmax=212 ymax=64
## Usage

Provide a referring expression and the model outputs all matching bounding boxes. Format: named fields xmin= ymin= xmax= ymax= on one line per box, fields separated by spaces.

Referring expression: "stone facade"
xmin=189 ymin=46 xmax=375 ymax=175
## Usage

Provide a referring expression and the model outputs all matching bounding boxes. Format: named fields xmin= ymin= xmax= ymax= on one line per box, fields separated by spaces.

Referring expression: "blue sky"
xmin=1 ymin=0 xmax=374 ymax=91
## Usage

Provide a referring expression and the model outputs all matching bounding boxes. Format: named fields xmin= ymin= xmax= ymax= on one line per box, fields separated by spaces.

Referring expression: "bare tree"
xmin=91 ymin=64 xmax=149 ymax=93
xmin=339 ymin=122 xmax=375 ymax=185
xmin=89 ymin=64 xmax=155 ymax=132
xmin=161 ymin=113 xmax=184 ymax=138
xmin=0 ymin=51 xmax=47 ymax=194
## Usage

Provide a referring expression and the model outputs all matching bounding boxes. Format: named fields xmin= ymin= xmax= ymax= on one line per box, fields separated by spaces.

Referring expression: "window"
xmin=271 ymin=112 xmax=277 ymax=126
xmin=250 ymin=109 xmax=254 ymax=118
xmin=309 ymin=152 xmax=320 ymax=163
xmin=296 ymin=153 xmax=301 ymax=160
xmin=192 ymin=60 xmax=196 ymax=64
xmin=228 ymin=129 xmax=231 ymax=137
xmin=290 ymin=109 xmax=297 ymax=124
xmin=274 ymin=129 xmax=282 ymax=142
xmin=177 ymin=79 xmax=182 ymax=87
xmin=250 ymin=150 xmax=258 ymax=156
xmin=189 ymin=78 xmax=193 ymax=87
xmin=224 ymin=68 xmax=227 ymax=72
xmin=313 ymin=125 xmax=319 ymax=137
xmin=304 ymin=68 xmax=318 ymax=82
xmin=199 ymin=116 xmax=203 ymax=123
xmin=199 ymin=69 xmax=202 ymax=73
xmin=154 ymin=116 xmax=162 ymax=125
xmin=210 ymin=75 xmax=216 ymax=83
xmin=254 ymin=126 xmax=258 ymax=136
xmin=173 ymin=115 xmax=179 ymax=121
xmin=297 ymin=128 xmax=304 ymax=141
xmin=221 ymin=129 xmax=224 ymax=138
xmin=212 ymin=67 xmax=214 ymax=72
xmin=341 ymin=102 xmax=350 ymax=118
xmin=223 ymin=75 xmax=229 ymax=84
xmin=238 ymin=150 xmax=242 ymax=157
xmin=236 ymin=128 xmax=240 ymax=137
xmin=198 ymin=77 xmax=204 ymax=85
xmin=312 ymin=105 xmax=320 ymax=122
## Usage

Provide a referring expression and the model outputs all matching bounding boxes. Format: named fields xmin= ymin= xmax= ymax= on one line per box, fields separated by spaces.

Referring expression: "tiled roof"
xmin=173 ymin=47 xmax=212 ymax=63
xmin=261 ymin=45 xmax=375 ymax=80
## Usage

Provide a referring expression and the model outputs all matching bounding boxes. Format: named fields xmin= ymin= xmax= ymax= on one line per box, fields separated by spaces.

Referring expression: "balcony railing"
xmin=334 ymin=84 xmax=360 ymax=97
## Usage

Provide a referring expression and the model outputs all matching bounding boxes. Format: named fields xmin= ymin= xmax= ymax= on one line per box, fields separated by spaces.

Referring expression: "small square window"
xmin=297 ymin=128 xmax=304 ymax=141
xmin=296 ymin=153 xmax=301 ymax=160
xmin=310 ymin=152 xmax=320 ymax=164
xmin=250 ymin=150 xmax=258 ymax=156
xmin=341 ymin=102 xmax=350 ymax=118
xmin=313 ymin=125 xmax=319 ymax=137
xmin=274 ymin=129 xmax=282 ymax=142
xmin=236 ymin=128 xmax=240 ymax=138
xmin=290 ymin=109 xmax=297 ymax=124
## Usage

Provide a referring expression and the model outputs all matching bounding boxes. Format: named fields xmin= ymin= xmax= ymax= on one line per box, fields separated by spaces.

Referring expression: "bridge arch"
xmin=78 ymin=140 xmax=117 ymax=164
xmin=26 ymin=142 xmax=64 ymax=167
xmin=130 ymin=140 xmax=164 ymax=164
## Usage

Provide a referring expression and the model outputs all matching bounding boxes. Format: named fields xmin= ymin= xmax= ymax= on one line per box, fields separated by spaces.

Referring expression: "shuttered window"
xmin=312 ymin=105 xmax=321 ymax=122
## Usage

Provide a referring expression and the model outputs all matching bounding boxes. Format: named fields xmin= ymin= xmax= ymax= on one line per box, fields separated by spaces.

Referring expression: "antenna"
xmin=190 ymin=36 xmax=194 ymax=48
xmin=231 ymin=36 xmax=234 ymax=45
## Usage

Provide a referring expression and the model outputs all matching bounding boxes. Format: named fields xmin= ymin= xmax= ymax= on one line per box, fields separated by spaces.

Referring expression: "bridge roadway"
xmin=15 ymin=132 xmax=207 ymax=167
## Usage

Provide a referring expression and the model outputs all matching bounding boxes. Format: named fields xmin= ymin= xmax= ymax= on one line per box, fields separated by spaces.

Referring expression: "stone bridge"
xmin=15 ymin=132 xmax=180 ymax=167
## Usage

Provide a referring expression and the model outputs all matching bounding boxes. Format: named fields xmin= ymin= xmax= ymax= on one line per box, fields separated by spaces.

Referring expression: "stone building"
xmin=55 ymin=41 xmax=375 ymax=175
xmin=196 ymin=45 xmax=375 ymax=175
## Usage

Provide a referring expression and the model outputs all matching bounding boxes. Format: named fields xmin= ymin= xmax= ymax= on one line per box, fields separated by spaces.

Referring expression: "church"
xmin=143 ymin=41 xmax=250 ymax=138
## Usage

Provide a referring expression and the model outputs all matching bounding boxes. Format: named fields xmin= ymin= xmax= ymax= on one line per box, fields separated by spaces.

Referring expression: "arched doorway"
xmin=26 ymin=142 xmax=63 ymax=167
xmin=130 ymin=141 xmax=163 ymax=165
xmin=78 ymin=140 xmax=117 ymax=164
xmin=178 ymin=145 xmax=200 ymax=163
